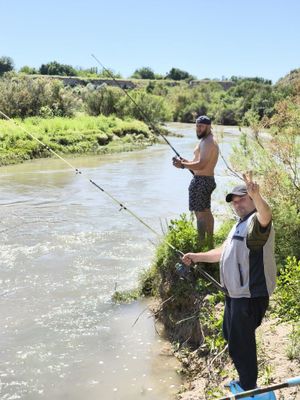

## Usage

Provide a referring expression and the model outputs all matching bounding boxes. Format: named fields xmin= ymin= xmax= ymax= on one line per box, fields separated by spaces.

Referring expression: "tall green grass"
xmin=0 ymin=115 xmax=153 ymax=166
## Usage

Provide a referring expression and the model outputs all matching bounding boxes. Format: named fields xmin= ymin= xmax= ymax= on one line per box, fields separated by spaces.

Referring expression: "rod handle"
xmin=287 ymin=376 xmax=300 ymax=387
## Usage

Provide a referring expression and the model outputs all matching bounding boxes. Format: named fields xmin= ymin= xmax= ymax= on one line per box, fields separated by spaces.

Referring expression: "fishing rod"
xmin=91 ymin=55 xmax=246 ymax=182
xmin=91 ymin=54 xmax=193 ymax=168
xmin=0 ymin=110 xmax=224 ymax=293
xmin=218 ymin=376 xmax=300 ymax=400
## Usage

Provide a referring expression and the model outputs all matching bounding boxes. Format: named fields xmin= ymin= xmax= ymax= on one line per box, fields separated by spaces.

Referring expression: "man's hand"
xmin=243 ymin=171 xmax=272 ymax=227
xmin=182 ymin=253 xmax=199 ymax=265
xmin=172 ymin=157 xmax=186 ymax=169
xmin=243 ymin=171 xmax=260 ymax=199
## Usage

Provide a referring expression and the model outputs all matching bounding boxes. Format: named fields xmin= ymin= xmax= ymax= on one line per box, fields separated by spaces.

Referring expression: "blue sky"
xmin=1 ymin=0 xmax=299 ymax=83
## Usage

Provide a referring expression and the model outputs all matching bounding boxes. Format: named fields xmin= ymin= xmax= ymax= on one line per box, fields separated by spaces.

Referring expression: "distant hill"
xmin=276 ymin=68 xmax=300 ymax=87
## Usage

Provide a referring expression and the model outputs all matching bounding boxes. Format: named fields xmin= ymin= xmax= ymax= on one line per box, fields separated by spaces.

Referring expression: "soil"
xmin=176 ymin=316 xmax=300 ymax=400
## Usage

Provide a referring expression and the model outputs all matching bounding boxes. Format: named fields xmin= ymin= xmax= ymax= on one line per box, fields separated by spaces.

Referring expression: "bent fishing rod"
xmin=91 ymin=54 xmax=194 ymax=172
xmin=0 ymin=110 xmax=225 ymax=293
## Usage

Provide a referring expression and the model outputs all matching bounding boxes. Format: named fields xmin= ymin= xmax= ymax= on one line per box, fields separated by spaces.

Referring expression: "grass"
xmin=0 ymin=115 xmax=154 ymax=166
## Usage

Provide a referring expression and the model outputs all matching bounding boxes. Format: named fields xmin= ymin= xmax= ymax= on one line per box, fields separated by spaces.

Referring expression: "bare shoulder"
xmin=210 ymin=134 xmax=219 ymax=147
xmin=200 ymin=135 xmax=219 ymax=150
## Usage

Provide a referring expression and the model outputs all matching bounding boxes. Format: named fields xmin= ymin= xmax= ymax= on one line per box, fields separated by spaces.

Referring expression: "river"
xmin=0 ymin=123 xmax=241 ymax=399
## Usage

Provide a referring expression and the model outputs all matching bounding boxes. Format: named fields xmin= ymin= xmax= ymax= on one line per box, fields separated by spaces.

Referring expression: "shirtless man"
xmin=173 ymin=115 xmax=219 ymax=244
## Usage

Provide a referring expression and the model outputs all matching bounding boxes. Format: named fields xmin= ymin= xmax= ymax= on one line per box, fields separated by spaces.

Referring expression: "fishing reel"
xmin=175 ymin=262 xmax=193 ymax=281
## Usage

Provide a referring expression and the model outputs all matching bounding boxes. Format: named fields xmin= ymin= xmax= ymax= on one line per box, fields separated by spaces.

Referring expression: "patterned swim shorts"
xmin=188 ymin=176 xmax=216 ymax=211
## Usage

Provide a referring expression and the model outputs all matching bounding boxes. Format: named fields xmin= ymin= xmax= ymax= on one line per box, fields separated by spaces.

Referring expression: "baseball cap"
xmin=196 ymin=115 xmax=211 ymax=125
xmin=225 ymin=185 xmax=248 ymax=202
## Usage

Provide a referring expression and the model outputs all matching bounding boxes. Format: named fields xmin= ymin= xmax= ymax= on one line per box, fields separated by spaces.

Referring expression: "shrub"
xmin=0 ymin=56 xmax=14 ymax=76
xmin=166 ymin=67 xmax=195 ymax=81
xmin=131 ymin=67 xmax=155 ymax=79
xmin=139 ymin=214 xmax=228 ymax=348
xmin=273 ymin=256 xmax=300 ymax=322
xmin=229 ymin=97 xmax=300 ymax=264
xmin=117 ymin=90 xmax=172 ymax=122
xmin=82 ymin=85 xmax=123 ymax=116
xmin=39 ymin=61 xmax=77 ymax=76
xmin=286 ymin=323 xmax=300 ymax=361
xmin=0 ymin=74 xmax=79 ymax=118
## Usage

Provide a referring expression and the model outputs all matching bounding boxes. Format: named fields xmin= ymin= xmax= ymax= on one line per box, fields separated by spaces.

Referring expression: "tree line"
xmin=0 ymin=56 xmax=196 ymax=81
xmin=0 ymin=55 xmax=299 ymax=128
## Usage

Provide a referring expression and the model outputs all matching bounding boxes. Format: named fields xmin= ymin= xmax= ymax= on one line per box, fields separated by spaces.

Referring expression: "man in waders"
xmin=172 ymin=116 xmax=219 ymax=246
xmin=182 ymin=172 xmax=277 ymax=392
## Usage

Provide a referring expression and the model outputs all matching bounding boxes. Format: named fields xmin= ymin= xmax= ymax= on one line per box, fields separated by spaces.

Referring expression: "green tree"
xmin=0 ymin=56 xmax=14 ymax=76
xmin=39 ymin=61 xmax=77 ymax=76
xmin=131 ymin=67 xmax=155 ymax=79
xmin=166 ymin=67 xmax=195 ymax=81
xmin=19 ymin=65 xmax=38 ymax=74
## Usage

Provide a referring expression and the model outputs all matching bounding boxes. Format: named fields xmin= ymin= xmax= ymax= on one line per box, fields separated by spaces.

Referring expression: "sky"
xmin=1 ymin=0 xmax=299 ymax=83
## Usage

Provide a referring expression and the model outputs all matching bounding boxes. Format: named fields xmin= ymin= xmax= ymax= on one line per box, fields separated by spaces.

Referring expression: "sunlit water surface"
xmin=0 ymin=123 xmax=240 ymax=399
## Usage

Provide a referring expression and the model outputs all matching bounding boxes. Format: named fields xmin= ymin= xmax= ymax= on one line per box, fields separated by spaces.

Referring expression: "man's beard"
xmin=197 ymin=132 xmax=206 ymax=139
xmin=196 ymin=126 xmax=209 ymax=139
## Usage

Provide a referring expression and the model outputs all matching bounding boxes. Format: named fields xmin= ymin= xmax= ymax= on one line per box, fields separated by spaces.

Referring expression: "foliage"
xmin=213 ymin=219 xmax=235 ymax=247
xmin=2 ymin=60 xmax=298 ymax=125
xmin=19 ymin=65 xmax=38 ymax=74
xmin=273 ymin=257 xmax=300 ymax=322
xmin=81 ymin=84 xmax=123 ymax=116
xmin=0 ymin=56 xmax=14 ymax=76
xmin=72 ymin=67 xmax=122 ymax=79
xmin=39 ymin=61 xmax=77 ymax=76
xmin=131 ymin=67 xmax=155 ymax=79
xmin=286 ymin=323 xmax=300 ymax=361
xmin=230 ymin=76 xmax=272 ymax=85
xmin=166 ymin=82 xmax=223 ymax=122
xmin=112 ymin=288 xmax=140 ymax=303
xmin=166 ymin=67 xmax=195 ymax=81
xmin=117 ymin=89 xmax=172 ymax=123
xmin=199 ymin=294 xmax=226 ymax=353
xmin=138 ymin=215 xmax=231 ymax=346
xmin=229 ymin=95 xmax=300 ymax=264
xmin=138 ymin=265 xmax=160 ymax=297
xmin=0 ymin=74 xmax=79 ymax=118
xmin=276 ymin=67 xmax=300 ymax=89
xmin=0 ymin=115 xmax=152 ymax=166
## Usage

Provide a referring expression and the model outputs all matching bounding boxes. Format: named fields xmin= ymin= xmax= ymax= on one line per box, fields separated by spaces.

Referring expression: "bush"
xmin=131 ymin=67 xmax=155 ymax=79
xmin=39 ymin=61 xmax=77 ymax=76
xmin=139 ymin=214 xmax=227 ymax=348
xmin=166 ymin=67 xmax=195 ymax=81
xmin=0 ymin=115 xmax=151 ymax=166
xmin=117 ymin=90 xmax=172 ymax=123
xmin=0 ymin=56 xmax=14 ymax=76
xmin=229 ymin=96 xmax=300 ymax=264
xmin=286 ymin=323 xmax=300 ymax=361
xmin=0 ymin=74 xmax=79 ymax=118
xmin=273 ymin=256 xmax=300 ymax=322
xmin=82 ymin=85 xmax=123 ymax=116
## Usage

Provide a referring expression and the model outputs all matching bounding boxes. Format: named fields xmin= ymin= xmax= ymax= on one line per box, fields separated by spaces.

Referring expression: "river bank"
xmin=0 ymin=114 xmax=158 ymax=167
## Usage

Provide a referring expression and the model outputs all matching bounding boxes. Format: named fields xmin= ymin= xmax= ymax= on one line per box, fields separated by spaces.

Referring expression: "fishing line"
xmin=0 ymin=110 xmax=224 ymax=292
xmin=91 ymin=54 xmax=244 ymax=181
xmin=91 ymin=54 xmax=192 ymax=166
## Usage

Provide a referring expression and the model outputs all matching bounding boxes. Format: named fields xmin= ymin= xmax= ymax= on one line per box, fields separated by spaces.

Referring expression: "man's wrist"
xmin=181 ymin=162 xmax=185 ymax=169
